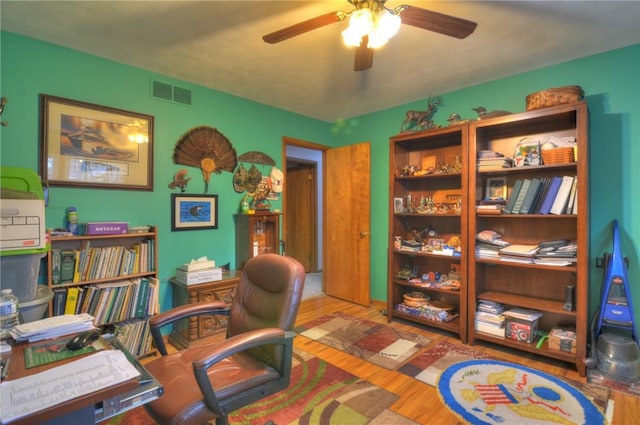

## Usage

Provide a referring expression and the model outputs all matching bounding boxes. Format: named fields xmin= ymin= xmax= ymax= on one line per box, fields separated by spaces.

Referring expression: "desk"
xmin=0 ymin=335 xmax=162 ymax=425
xmin=169 ymin=270 xmax=241 ymax=349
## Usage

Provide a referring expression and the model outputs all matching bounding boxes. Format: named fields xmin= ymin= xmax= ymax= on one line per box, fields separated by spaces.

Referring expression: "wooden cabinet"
xmin=46 ymin=227 xmax=159 ymax=358
xmin=467 ymin=102 xmax=589 ymax=375
xmin=168 ymin=271 xmax=241 ymax=349
xmin=387 ymin=125 xmax=469 ymax=342
xmin=235 ymin=213 xmax=280 ymax=269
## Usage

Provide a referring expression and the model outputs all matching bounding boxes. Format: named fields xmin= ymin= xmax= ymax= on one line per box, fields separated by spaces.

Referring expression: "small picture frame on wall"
xmin=171 ymin=194 xmax=218 ymax=231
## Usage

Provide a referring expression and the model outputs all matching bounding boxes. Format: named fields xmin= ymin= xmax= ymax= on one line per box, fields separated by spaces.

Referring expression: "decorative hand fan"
xmin=173 ymin=126 xmax=237 ymax=192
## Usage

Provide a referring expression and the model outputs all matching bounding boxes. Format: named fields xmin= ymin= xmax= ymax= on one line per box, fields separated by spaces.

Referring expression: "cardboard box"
xmin=505 ymin=317 xmax=538 ymax=343
xmin=0 ymin=199 xmax=46 ymax=251
xmin=175 ymin=267 xmax=222 ymax=285
xmin=83 ymin=222 xmax=128 ymax=235
xmin=178 ymin=259 xmax=216 ymax=272
xmin=548 ymin=328 xmax=577 ymax=354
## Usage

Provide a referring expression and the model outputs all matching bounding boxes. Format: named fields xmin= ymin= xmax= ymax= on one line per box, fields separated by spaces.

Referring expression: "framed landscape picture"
xmin=40 ymin=94 xmax=154 ymax=190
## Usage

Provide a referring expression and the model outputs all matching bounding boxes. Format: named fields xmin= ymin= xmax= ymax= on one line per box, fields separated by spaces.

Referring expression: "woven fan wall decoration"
xmin=173 ymin=126 xmax=237 ymax=192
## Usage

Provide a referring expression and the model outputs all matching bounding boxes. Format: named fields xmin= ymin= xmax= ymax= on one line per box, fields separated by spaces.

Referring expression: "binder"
xmin=504 ymin=179 xmax=523 ymax=214
xmin=511 ymin=179 xmax=531 ymax=214
xmin=550 ymin=176 xmax=575 ymax=215
xmin=530 ymin=177 xmax=551 ymax=214
xmin=538 ymin=176 xmax=563 ymax=214
xmin=519 ymin=178 xmax=542 ymax=214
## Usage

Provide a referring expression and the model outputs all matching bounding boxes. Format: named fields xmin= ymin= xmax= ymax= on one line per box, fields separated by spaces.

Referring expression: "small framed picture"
xmin=171 ymin=194 xmax=218 ymax=231
xmin=393 ymin=197 xmax=404 ymax=213
xmin=485 ymin=177 xmax=507 ymax=200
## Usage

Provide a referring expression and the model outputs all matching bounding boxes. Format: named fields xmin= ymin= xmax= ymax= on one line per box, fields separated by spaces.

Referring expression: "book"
xmin=550 ymin=176 xmax=575 ymax=215
xmin=510 ymin=179 xmax=531 ymax=214
xmin=60 ymin=250 xmax=76 ymax=283
xmin=499 ymin=244 xmax=539 ymax=257
xmin=64 ymin=287 xmax=80 ymax=315
xmin=538 ymin=176 xmax=563 ymax=214
xmin=519 ymin=178 xmax=542 ymax=214
xmin=504 ymin=179 xmax=523 ymax=214
xmin=51 ymin=249 xmax=62 ymax=284
xmin=52 ymin=287 xmax=67 ymax=316
xmin=530 ymin=177 xmax=551 ymax=214
xmin=566 ymin=176 xmax=578 ymax=214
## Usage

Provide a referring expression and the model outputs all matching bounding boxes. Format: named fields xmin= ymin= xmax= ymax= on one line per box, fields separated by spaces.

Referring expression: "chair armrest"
xmin=149 ymin=300 xmax=228 ymax=355
xmin=192 ymin=329 xmax=295 ymax=413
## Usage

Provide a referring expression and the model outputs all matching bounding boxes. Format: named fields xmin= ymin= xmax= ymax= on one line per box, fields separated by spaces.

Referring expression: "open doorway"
xmin=284 ymin=140 xmax=324 ymax=299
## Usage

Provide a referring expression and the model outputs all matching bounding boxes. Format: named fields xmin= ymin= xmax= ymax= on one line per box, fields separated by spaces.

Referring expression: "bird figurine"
xmin=472 ymin=106 xmax=511 ymax=120
xmin=173 ymin=126 xmax=237 ymax=193
xmin=447 ymin=113 xmax=471 ymax=126
xmin=168 ymin=169 xmax=192 ymax=192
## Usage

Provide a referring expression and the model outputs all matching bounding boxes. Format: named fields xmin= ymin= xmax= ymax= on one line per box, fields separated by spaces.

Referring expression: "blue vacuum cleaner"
xmin=585 ymin=220 xmax=640 ymax=383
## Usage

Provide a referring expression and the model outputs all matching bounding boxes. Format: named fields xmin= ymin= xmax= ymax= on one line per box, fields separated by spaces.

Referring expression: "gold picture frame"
xmin=485 ymin=176 xmax=507 ymax=200
xmin=40 ymin=94 xmax=154 ymax=190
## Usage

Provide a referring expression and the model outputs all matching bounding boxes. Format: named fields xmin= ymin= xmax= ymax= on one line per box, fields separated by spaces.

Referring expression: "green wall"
xmin=2 ymin=31 xmax=639 ymax=328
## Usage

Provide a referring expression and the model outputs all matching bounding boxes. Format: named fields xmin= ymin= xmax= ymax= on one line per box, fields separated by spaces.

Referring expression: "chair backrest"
xmin=228 ymin=253 xmax=305 ymax=338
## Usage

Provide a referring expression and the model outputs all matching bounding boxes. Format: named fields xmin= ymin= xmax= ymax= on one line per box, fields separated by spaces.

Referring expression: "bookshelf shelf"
xmin=46 ymin=226 xmax=159 ymax=358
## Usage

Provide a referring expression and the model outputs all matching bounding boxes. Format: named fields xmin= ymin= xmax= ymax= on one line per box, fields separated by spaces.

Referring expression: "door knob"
xmin=359 ymin=231 xmax=370 ymax=239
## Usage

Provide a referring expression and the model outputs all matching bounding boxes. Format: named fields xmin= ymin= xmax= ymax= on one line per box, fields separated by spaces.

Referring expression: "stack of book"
xmin=475 ymin=231 xmax=510 ymax=260
xmin=498 ymin=244 xmax=539 ymax=263
xmin=504 ymin=175 xmax=577 ymax=215
xmin=475 ymin=300 xmax=505 ymax=336
xmin=477 ymin=151 xmax=513 ymax=171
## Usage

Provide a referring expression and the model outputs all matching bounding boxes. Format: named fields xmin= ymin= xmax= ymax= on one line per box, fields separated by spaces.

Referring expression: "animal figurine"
xmin=168 ymin=169 xmax=192 ymax=192
xmin=0 ymin=97 xmax=7 ymax=126
xmin=472 ymin=106 xmax=511 ymax=119
xmin=401 ymin=95 xmax=443 ymax=131
xmin=447 ymin=113 xmax=471 ymax=126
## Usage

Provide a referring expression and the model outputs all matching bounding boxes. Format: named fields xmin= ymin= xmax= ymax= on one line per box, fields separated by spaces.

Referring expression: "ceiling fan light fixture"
xmin=367 ymin=10 xmax=401 ymax=48
xmin=342 ymin=8 xmax=373 ymax=47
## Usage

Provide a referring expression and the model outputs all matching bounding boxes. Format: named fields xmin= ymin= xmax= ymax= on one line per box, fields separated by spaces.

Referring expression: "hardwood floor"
xmin=156 ymin=295 xmax=639 ymax=425
xmin=293 ymin=295 xmax=638 ymax=425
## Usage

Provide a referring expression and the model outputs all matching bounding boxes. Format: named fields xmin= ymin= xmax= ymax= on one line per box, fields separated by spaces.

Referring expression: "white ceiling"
xmin=2 ymin=1 xmax=639 ymax=122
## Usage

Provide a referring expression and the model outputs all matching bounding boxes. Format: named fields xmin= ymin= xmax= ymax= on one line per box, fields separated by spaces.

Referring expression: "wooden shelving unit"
xmin=467 ymin=102 xmax=589 ymax=375
xmin=387 ymin=125 xmax=469 ymax=342
xmin=235 ymin=213 xmax=280 ymax=269
xmin=46 ymin=227 xmax=159 ymax=358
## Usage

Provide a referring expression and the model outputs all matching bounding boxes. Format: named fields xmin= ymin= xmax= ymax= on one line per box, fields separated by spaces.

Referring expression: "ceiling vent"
xmin=151 ymin=80 xmax=192 ymax=105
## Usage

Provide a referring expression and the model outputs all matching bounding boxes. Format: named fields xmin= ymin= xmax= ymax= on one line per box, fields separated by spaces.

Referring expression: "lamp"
xmin=342 ymin=4 xmax=401 ymax=48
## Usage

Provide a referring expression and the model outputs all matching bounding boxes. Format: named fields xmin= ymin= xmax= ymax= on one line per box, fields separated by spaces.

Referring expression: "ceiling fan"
xmin=263 ymin=0 xmax=477 ymax=71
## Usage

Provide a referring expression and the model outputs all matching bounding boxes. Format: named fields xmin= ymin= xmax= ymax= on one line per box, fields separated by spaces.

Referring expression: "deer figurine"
xmin=401 ymin=95 xmax=443 ymax=131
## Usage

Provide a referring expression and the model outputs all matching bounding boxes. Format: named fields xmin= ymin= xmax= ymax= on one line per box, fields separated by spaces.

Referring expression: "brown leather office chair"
xmin=143 ymin=254 xmax=305 ymax=425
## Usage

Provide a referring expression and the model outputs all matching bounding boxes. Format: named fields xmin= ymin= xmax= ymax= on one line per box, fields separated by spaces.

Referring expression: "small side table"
xmin=168 ymin=270 xmax=241 ymax=350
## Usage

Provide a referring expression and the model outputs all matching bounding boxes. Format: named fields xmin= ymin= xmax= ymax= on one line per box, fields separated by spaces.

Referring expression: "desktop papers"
xmin=0 ymin=350 xmax=140 ymax=423
xmin=9 ymin=313 xmax=95 ymax=343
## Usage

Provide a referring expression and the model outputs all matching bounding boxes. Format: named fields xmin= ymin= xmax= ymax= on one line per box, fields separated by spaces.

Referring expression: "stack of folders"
xmin=534 ymin=240 xmax=577 ymax=266
xmin=477 ymin=151 xmax=513 ymax=171
xmin=504 ymin=175 xmax=577 ymax=215
xmin=476 ymin=300 xmax=505 ymax=337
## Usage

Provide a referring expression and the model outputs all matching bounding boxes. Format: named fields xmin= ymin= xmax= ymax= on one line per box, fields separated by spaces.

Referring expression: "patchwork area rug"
xmin=296 ymin=312 xmax=431 ymax=370
xmin=438 ymin=359 xmax=607 ymax=425
xmin=106 ymin=348 xmax=417 ymax=425
xmin=398 ymin=339 xmax=611 ymax=415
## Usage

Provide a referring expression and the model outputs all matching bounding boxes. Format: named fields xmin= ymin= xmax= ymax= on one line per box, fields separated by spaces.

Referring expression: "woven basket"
xmin=403 ymin=292 xmax=430 ymax=307
xmin=526 ymin=86 xmax=584 ymax=111
xmin=542 ymin=147 xmax=574 ymax=164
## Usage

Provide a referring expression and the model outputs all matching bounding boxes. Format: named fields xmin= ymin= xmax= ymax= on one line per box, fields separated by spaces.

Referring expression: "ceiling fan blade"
xmin=263 ymin=11 xmax=344 ymax=43
xmin=354 ymin=36 xmax=373 ymax=71
xmin=400 ymin=6 xmax=477 ymax=39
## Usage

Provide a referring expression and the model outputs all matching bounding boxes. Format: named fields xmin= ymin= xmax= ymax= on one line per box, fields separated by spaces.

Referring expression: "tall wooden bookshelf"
xmin=46 ymin=227 xmax=159 ymax=358
xmin=467 ymin=102 xmax=589 ymax=376
xmin=387 ymin=125 xmax=469 ymax=342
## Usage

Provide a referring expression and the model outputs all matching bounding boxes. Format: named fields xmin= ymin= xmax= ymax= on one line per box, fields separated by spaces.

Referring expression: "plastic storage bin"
xmin=18 ymin=285 xmax=54 ymax=323
xmin=0 ymin=249 xmax=47 ymax=302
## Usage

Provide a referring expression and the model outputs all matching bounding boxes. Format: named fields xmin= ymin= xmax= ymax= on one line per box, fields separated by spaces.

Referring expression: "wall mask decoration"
xmin=173 ymin=126 xmax=237 ymax=193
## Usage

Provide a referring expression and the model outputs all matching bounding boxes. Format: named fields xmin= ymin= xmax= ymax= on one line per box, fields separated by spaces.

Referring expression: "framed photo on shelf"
xmin=171 ymin=194 xmax=218 ymax=231
xmin=485 ymin=177 xmax=507 ymax=200
xmin=40 ymin=94 xmax=154 ymax=190
xmin=393 ymin=197 xmax=404 ymax=213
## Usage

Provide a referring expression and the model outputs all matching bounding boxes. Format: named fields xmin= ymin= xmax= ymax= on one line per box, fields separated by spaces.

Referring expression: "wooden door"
xmin=285 ymin=164 xmax=316 ymax=271
xmin=324 ymin=142 xmax=371 ymax=306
